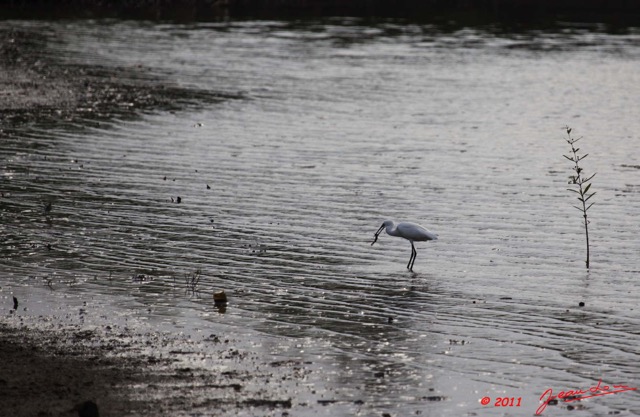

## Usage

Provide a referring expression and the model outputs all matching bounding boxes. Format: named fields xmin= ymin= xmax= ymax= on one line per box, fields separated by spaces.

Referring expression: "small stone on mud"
xmin=579 ymin=302 xmax=585 ymax=307
xmin=213 ymin=290 xmax=227 ymax=303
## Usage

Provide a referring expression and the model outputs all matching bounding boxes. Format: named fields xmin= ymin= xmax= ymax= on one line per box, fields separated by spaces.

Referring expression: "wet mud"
xmin=0 ymin=319 xmax=309 ymax=417
xmin=0 ymin=27 xmax=234 ymax=132
xmin=0 ymin=27 xmax=308 ymax=417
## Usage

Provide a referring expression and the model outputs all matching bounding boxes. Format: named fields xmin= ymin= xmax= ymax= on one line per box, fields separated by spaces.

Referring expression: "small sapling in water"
xmin=562 ymin=126 xmax=596 ymax=268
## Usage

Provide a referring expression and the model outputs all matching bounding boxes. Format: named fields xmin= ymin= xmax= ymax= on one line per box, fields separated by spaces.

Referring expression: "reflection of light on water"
xmin=1 ymin=19 xmax=639 ymax=417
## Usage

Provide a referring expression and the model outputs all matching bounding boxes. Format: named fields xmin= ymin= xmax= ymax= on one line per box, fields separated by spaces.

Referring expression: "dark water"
xmin=1 ymin=20 xmax=639 ymax=416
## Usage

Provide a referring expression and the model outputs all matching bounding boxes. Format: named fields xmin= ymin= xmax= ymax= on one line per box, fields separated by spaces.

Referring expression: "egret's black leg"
xmin=412 ymin=246 xmax=416 ymax=270
xmin=408 ymin=242 xmax=417 ymax=271
xmin=412 ymin=243 xmax=417 ymax=271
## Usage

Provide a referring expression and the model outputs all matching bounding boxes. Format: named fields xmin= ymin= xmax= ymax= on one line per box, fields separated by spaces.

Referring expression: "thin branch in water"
xmin=562 ymin=126 xmax=596 ymax=269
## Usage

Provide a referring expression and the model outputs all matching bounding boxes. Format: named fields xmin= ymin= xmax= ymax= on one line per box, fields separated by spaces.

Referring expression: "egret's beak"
xmin=371 ymin=223 xmax=385 ymax=246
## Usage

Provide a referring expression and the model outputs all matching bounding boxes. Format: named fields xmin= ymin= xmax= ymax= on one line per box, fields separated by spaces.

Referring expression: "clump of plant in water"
xmin=184 ymin=268 xmax=202 ymax=296
xmin=562 ymin=126 xmax=596 ymax=269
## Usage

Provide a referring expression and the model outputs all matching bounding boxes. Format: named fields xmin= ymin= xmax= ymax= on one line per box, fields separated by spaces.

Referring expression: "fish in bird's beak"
xmin=371 ymin=223 xmax=385 ymax=246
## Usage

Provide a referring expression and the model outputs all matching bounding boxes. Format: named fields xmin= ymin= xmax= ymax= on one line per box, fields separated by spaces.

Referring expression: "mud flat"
xmin=0 ymin=27 xmax=232 ymax=132
xmin=0 ymin=316 xmax=314 ymax=417
xmin=0 ymin=28 xmax=314 ymax=417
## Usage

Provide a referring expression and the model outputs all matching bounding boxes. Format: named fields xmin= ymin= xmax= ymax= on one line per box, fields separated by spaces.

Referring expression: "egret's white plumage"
xmin=371 ymin=220 xmax=438 ymax=271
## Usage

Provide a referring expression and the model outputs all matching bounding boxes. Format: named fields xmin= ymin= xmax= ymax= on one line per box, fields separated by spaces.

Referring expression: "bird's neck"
xmin=386 ymin=224 xmax=400 ymax=237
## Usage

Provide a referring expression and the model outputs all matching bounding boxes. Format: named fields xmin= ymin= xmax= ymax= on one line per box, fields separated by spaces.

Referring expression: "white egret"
xmin=371 ymin=220 xmax=438 ymax=271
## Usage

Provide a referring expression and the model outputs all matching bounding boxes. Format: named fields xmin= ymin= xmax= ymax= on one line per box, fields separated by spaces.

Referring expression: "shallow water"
xmin=1 ymin=19 xmax=640 ymax=416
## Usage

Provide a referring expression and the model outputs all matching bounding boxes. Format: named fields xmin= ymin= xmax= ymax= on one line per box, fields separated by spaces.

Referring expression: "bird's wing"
xmin=397 ymin=222 xmax=438 ymax=241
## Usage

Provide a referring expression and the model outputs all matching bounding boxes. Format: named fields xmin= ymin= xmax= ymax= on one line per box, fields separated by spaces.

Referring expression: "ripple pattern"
xmin=2 ymin=20 xmax=639 ymax=416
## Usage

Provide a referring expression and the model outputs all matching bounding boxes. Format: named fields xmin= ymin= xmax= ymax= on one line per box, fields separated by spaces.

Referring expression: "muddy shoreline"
xmin=0 ymin=27 xmax=236 ymax=133
xmin=0 ymin=317 xmax=311 ymax=416
xmin=0 ymin=27 xmax=313 ymax=417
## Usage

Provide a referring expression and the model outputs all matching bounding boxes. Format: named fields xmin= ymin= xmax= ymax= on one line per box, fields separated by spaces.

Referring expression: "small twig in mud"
xmin=562 ymin=126 xmax=596 ymax=269
xmin=184 ymin=268 xmax=202 ymax=296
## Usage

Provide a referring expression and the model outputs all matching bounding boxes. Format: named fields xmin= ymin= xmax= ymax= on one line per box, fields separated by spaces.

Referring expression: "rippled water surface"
xmin=2 ymin=19 xmax=640 ymax=416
